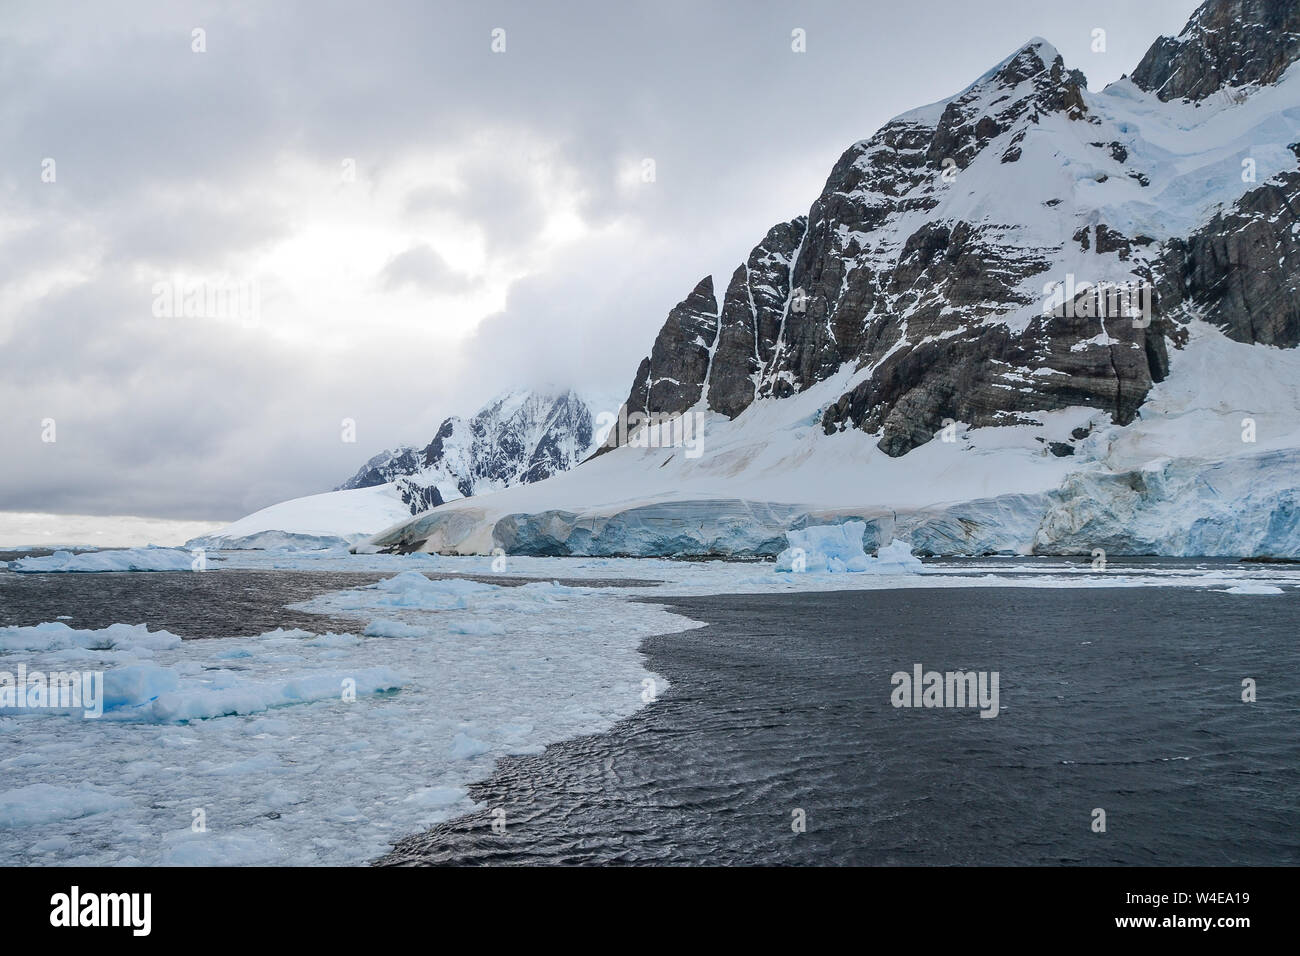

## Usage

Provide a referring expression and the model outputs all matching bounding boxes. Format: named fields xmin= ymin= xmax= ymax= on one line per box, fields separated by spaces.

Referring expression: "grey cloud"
xmin=377 ymin=243 xmax=480 ymax=294
xmin=0 ymin=0 xmax=1201 ymax=520
xmin=403 ymin=164 xmax=553 ymax=257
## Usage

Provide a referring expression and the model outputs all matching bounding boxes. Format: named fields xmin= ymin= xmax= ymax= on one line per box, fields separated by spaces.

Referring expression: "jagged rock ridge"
xmin=611 ymin=0 xmax=1300 ymax=460
xmin=338 ymin=389 xmax=613 ymax=515
xmin=1131 ymin=0 xmax=1300 ymax=102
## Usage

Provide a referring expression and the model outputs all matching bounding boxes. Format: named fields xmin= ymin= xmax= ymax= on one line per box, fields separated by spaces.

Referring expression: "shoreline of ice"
xmin=0 ymin=569 xmax=688 ymax=866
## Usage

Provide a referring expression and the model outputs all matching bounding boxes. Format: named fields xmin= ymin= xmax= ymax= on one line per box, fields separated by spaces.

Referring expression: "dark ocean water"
xmin=1 ymin=567 xmax=1295 ymax=865
xmin=0 ymin=568 xmax=655 ymax=638
xmin=0 ymin=569 xmax=386 ymax=638
xmin=381 ymin=586 xmax=1300 ymax=866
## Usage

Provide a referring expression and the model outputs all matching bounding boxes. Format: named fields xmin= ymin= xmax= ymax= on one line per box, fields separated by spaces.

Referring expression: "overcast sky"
xmin=1 ymin=0 xmax=1201 ymax=522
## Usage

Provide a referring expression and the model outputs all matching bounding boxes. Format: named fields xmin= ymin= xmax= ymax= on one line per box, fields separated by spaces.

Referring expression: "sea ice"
xmin=0 ymin=783 xmax=130 ymax=828
xmin=0 ymin=572 xmax=679 ymax=866
xmin=9 ymin=548 xmax=195 ymax=573
xmin=1220 ymin=584 xmax=1285 ymax=595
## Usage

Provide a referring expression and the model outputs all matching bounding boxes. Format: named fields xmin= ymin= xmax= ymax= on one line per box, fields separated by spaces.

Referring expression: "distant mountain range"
xmin=337 ymin=388 xmax=618 ymax=515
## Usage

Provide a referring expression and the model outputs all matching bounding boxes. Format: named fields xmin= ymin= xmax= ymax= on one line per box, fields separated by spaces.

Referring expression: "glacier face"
xmin=364 ymin=322 xmax=1300 ymax=561
xmin=368 ymin=459 xmax=1300 ymax=560
xmin=494 ymin=500 xmax=807 ymax=559
xmin=1034 ymin=449 xmax=1300 ymax=558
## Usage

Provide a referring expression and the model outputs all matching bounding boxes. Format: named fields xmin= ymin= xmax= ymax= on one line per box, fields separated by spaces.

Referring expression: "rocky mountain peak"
xmin=605 ymin=0 xmax=1300 ymax=463
xmin=1131 ymin=0 xmax=1300 ymax=101
xmin=985 ymin=38 xmax=1088 ymax=115
xmin=622 ymin=275 xmax=719 ymax=421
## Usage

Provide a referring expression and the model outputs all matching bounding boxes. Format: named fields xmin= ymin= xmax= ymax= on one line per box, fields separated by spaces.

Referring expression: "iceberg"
xmin=8 ymin=548 xmax=195 ymax=573
xmin=775 ymin=523 xmax=924 ymax=574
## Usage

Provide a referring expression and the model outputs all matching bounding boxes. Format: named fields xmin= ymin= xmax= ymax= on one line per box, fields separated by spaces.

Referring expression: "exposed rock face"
xmin=823 ymin=303 xmax=1174 ymax=458
xmin=708 ymin=219 xmax=806 ymax=417
xmin=622 ymin=277 xmax=718 ymax=420
xmin=337 ymin=447 xmax=422 ymax=491
xmin=392 ymin=476 xmax=445 ymax=513
xmin=1131 ymin=0 xmax=1300 ymax=102
xmin=337 ymin=389 xmax=610 ymax=515
xmin=607 ymin=0 xmax=1300 ymax=460
xmin=1158 ymin=166 xmax=1300 ymax=348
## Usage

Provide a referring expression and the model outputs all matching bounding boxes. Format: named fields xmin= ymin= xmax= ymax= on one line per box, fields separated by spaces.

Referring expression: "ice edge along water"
xmin=0 ymin=565 xmax=682 ymax=866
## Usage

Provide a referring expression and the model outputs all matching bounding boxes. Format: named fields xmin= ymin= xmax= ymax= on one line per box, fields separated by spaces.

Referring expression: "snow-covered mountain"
xmin=367 ymin=0 xmax=1300 ymax=560
xmin=337 ymin=388 xmax=617 ymax=513
xmin=190 ymin=388 xmax=617 ymax=549
xmin=336 ymin=447 xmax=423 ymax=494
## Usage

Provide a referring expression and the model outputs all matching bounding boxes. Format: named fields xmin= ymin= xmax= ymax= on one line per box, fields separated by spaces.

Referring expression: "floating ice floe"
xmin=0 ymin=621 xmax=404 ymax=722
xmin=330 ymin=570 xmax=499 ymax=611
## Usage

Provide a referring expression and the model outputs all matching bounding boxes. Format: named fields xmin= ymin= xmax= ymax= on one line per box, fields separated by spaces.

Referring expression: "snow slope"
xmin=203 ymin=388 xmax=619 ymax=549
xmin=188 ymin=484 xmax=412 ymax=551
xmin=367 ymin=323 xmax=1300 ymax=558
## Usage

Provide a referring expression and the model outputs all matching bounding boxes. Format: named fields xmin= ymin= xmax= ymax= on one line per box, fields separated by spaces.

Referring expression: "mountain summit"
xmin=611 ymin=1 xmax=1300 ymax=463
xmin=337 ymin=388 xmax=616 ymax=514
xmin=191 ymin=387 xmax=616 ymax=549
